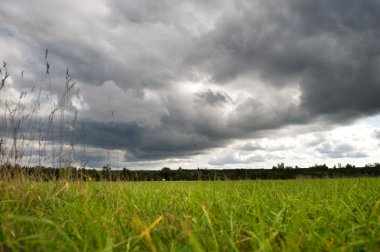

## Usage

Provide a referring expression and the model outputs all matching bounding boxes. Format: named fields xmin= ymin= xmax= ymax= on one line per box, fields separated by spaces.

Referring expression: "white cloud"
xmin=205 ymin=117 xmax=380 ymax=168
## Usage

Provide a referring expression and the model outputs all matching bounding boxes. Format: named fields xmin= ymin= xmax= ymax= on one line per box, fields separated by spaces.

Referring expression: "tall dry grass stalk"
xmin=0 ymin=50 xmax=82 ymax=181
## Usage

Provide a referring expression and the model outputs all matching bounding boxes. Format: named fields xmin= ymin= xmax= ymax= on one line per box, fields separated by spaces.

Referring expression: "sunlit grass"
xmin=0 ymin=178 xmax=379 ymax=251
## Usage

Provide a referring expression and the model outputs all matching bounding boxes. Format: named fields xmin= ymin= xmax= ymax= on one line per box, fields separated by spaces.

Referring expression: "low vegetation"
xmin=1 ymin=178 xmax=379 ymax=251
xmin=1 ymin=163 xmax=379 ymax=182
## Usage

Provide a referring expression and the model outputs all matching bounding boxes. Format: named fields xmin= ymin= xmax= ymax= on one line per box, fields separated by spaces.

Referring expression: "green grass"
xmin=0 ymin=178 xmax=379 ymax=251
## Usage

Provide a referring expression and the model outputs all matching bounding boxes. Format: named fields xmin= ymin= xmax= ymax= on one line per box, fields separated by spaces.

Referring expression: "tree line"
xmin=0 ymin=162 xmax=379 ymax=181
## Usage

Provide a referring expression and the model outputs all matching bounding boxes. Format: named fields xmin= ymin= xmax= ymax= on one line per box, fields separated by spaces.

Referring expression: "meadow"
xmin=0 ymin=178 xmax=379 ymax=251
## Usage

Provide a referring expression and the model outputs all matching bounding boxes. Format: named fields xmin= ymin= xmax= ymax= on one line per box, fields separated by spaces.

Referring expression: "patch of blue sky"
xmin=364 ymin=114 xmax=380 ymax=127
xmin=0 ymin=27 xmax=13 ymax=37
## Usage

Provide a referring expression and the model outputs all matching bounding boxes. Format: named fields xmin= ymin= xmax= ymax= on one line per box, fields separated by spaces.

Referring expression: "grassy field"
xmin=0 ymin=178 xmax=379 ymax=251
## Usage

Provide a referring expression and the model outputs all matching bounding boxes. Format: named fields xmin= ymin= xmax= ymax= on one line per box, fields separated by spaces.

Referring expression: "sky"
xmin=0 ymin=0 xmax=380 ymax=169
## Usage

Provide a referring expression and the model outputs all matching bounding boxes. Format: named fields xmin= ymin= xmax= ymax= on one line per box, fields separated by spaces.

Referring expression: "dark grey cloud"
xmin=237 ymin=141 xmax=294 ymax=152
xmin=0 ymin=0 xmax=193 ymax=91
xmin=107 ymin=0 xmax=175 ymax=24
xmin=73 ymin=119 xmax=227 ymax=161
xmin=194 ymin=89 xmax=232 ymax=107
xmin=227 ymin=96 xmax=306 ymax=132
xmin=189 ymin=0 xmax=380 ymax=117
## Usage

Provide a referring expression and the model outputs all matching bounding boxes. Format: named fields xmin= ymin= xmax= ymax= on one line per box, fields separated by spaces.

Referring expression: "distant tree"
xmin=102 ymin=164 xmax=112 ymax=180
xmin=345 ymin=163 xmax=355 ymax=169
xmin=365 ymin=163 xmax=380 ymax=168
xmin=120 ymin=168 xmax=127 ymax=181
xmin=273 ymin=163 xmax=285 ymax=169
xmin=310 ymin=164 xmax=328 ymax=171
xmin=161 ymin=167 xmax=171 ymax=172
xmin=160 ymin=167 xmax=172 ymax=180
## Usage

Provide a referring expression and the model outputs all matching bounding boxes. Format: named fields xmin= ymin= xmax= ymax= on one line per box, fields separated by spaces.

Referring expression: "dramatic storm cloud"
xmin=1 ymin=0 xmax=380 ymax=169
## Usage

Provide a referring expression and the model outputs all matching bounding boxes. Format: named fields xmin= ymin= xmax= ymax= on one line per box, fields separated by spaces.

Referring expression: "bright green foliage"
xmin=0 ymin=178 xmax=379 ymax=251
